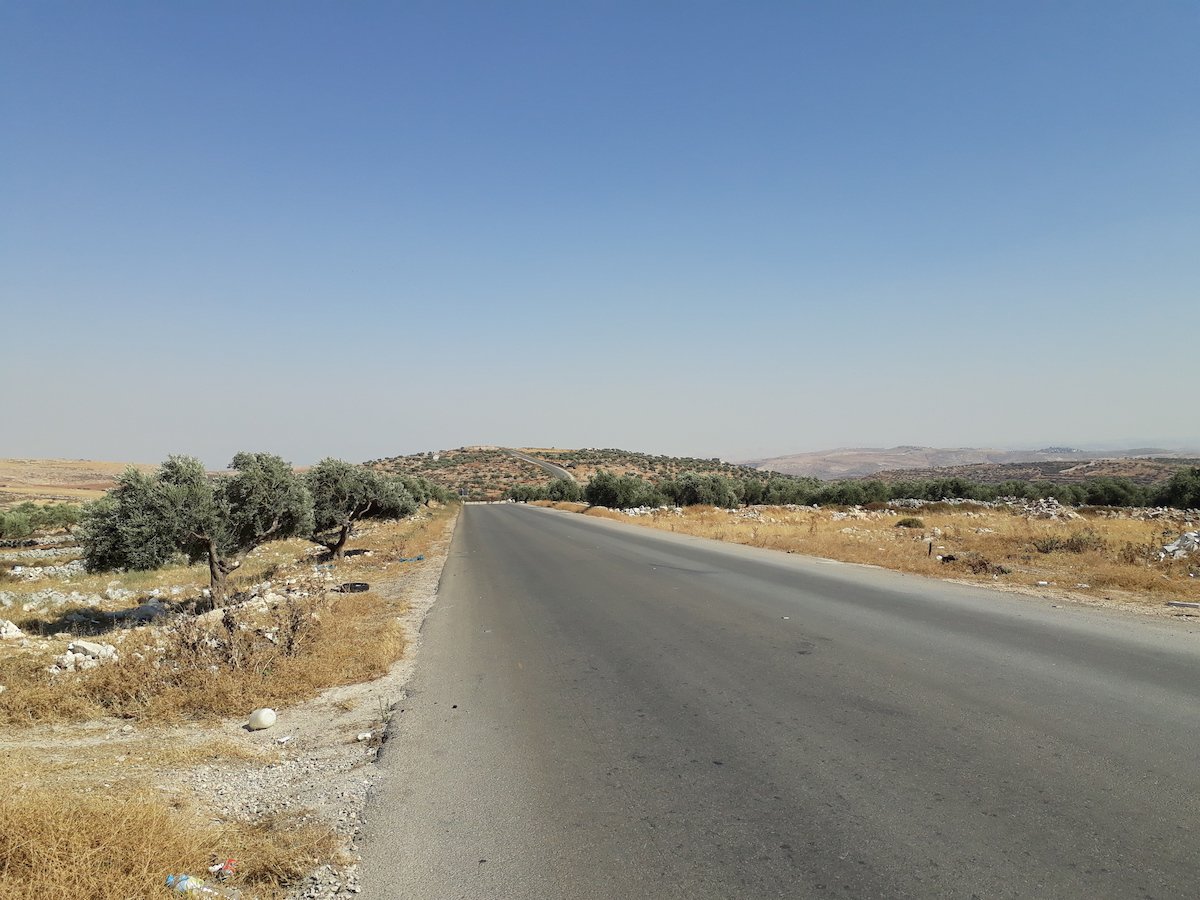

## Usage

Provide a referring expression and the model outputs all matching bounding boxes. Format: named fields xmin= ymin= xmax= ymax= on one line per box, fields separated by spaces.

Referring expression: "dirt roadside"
xmin=0 ymin=510 xmax=458 ymax=900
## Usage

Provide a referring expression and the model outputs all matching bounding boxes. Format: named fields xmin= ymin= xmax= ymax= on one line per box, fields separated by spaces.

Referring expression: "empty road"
xmin=358 ymin=504 xmax=1200 ymax=898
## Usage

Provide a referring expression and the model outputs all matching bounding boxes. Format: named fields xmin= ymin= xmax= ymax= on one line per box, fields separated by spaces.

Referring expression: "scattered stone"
xmin=70 ymin=639 xmax=116 ymax=658
xmin=48 ymin=639 xmax=119 ymax=674
xmin=7 ymin=559 xmax=87 ymax=580
xmin=1021 ymin=498 xmax=1080 ymax=520
xmin=0 ymin=619 xmax=24 ymax=640
xmin=1160 ymin=531 xmax=1199 ymax=561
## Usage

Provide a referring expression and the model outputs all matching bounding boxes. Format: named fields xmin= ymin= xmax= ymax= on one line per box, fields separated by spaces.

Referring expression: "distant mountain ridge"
xmin=742 ymin=446 xmax=1199 ymax=481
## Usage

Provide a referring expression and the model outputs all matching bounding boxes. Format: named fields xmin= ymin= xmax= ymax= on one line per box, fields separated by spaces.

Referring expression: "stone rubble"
xmin=0 ymin=544 xmax=83 ymax=561
xmin=1019 ymin=497 xmax=1081 ymax=520
xmin=49 ymin=639 xmax=119 ymax=674
xmin=8 ymin=559 xmax=87 ymax=580
xmin=1160 ymin=531 xmax=1200 ymax=561
xmin=620 ymin=506 xmax=683 ymax=517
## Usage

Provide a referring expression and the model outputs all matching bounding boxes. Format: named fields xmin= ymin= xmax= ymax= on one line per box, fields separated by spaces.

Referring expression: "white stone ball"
xmin=247 ymin=707 xmax=277 ymax=730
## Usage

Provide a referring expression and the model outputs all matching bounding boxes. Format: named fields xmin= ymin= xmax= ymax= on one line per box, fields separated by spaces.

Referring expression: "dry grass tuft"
xmin=0 ymin=508 xmax=459 ymax=726
xmin=0 ymin=581 xmax=406 ymax=726
xmin=0 ymin=787 xmax=337 ymax=899
xmin=0 ymin=504 xmax=458 ymax=899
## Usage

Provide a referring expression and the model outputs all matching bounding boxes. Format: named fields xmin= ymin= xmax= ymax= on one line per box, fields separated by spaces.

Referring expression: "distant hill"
xmin=368 ymin=447 xmax=771 ymax=501
xmin=870 ymin=457 xmax=1200 ymax=486
xmin=743 ymin=446 xmax=1200 ymax=481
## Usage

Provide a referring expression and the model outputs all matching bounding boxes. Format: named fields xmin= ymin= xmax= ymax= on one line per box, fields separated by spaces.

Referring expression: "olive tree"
xmin=307 ymin=458 xmax=416 ymax=560
xmin=80 ymin=453 xmax=313 ymax=606
xmin=545 ymin=477 xmax=582 ymax=503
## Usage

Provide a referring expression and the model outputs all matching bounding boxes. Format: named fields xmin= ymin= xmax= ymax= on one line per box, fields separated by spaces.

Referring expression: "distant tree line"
xmin=0 ymin=501 xmax=81 ymax=539
xmin=505 ymin=467 xmax=1200 ymax=511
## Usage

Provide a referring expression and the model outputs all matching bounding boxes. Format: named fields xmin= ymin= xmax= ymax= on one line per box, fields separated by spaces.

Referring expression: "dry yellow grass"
xmin=0 ymin=787 xmax=337 ymax=900
xmin=540 ymin=502 xmax=1200 ymax=607
xmin=0 ymin=505 xmax=459 ymax=899
xmin=0 ymin=508 xmax=457 ymax=726
xmin=0 ymin=731 xmax=323 ymax=898
xmin=0 ymin=458 xmax=156 ymax=505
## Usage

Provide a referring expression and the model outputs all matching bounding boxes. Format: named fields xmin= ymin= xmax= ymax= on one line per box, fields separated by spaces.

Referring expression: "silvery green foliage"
xmin=81 ymin=453 xmax=314 ymax=577
xmin=307 ymin=458 xmax=416 ymax=553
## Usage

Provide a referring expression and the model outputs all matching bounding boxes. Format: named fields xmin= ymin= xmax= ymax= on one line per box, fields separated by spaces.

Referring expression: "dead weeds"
xmin=0 ymin=787 xmax=337 ymax=900
xmin=0 ymin=505 xmax=459 ymax=899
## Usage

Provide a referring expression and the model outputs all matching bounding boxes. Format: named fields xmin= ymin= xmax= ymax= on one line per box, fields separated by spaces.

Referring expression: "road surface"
xmin=358 ymin=504 xmax=1200 ymax=898
xmin=507 ymin=449 xmax=576 ymax=482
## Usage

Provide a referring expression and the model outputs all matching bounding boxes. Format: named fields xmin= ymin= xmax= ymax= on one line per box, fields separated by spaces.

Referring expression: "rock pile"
xmin=1019 ymin=498 xmax=1080 ymax=520
xmin=1160 ymin=531 xmax=1200 ymax=561
xmin=0 ymin=545 xmax=82 ymax=561
xmin=8 ymin=559 xmax=87 ymax=580
xmin=621 ymin=506 xmax=683 ymax=517
xmin=50 ymin=639 xmax=119 ymax=674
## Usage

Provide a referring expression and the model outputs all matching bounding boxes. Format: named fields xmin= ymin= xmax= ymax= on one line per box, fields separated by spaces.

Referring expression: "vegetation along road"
xmin=358 ymin=503 xmax=1200 ymax=898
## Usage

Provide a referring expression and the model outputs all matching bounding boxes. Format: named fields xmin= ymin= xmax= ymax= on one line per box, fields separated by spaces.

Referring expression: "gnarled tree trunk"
xmin=321 ymin=523 xmax=353 ymax=561
xmin=205 ymin=539 xmax=241 ymax=608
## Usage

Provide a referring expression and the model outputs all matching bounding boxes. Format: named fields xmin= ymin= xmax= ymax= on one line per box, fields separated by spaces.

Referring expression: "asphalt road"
xmin=507 ymin=449 xmax=577 ymax=482
xmin=358 ymin=504 xmax=1200 ymax=899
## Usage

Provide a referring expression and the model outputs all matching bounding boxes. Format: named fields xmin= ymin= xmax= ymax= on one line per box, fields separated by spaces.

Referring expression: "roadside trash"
xmin=208 ymin=859 xmax=237 ymax=880
xmin=247 ymin=707 xmax=277 ymax=730
xmin=356 ymin=731 xmax=373 ymax=741
xmin=275 ymin=734 xmax=293 ymax=744
xmin=397 ymin=555 xmax=425 ymax=563
xmin=166 ymin=874 xmax=239 ymax=895
xmin=1037 ymin=581 xmax=1050 ymax=586
xmin=337 ymin=582 xmax=369 ymax=593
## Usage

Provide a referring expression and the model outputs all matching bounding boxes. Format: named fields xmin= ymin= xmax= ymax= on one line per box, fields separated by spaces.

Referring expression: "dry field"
xmin=0 ymin=506 xmax=458 ymax=899
xmin=0 ymin=458 xmax=156 ymax=505
xmin=538 ymin=502 xmax=1200 ymax=612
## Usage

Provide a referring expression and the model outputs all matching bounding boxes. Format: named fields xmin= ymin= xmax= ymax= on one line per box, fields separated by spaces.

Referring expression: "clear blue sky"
xmin=3 ymin=1 xmax=1197 ymax=466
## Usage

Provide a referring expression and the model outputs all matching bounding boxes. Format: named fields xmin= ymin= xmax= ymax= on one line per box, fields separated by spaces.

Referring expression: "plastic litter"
xmin=208 ymin=859 xmax=237 ymax=880
xmin=337 ymin=582 xmax=369 ymax=593
xmin=166 ymin=874 xmax=240 ymax=896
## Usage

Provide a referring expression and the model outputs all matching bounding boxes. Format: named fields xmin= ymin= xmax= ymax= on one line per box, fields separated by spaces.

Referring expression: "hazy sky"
xmin=3 ymin=2 xmax=1197 ymax=467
